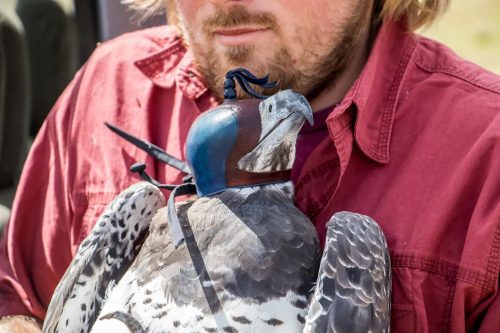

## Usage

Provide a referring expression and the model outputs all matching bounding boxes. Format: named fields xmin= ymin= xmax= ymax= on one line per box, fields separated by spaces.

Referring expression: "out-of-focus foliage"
xmin=422 ymin=0 xmax=500 ymax=74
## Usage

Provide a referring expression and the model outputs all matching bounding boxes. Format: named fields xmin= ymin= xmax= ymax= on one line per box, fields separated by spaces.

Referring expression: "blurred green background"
xmin=422 ymin=0 xmax=500 ymax=74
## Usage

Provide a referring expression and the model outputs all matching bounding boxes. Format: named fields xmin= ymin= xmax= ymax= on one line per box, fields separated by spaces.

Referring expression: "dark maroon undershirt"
xmin=291 ymin=106 xmax=334 ymax=184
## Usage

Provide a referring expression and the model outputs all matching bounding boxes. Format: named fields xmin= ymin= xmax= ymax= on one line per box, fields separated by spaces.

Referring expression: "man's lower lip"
xmin=214 ymin=29 xmax=270 ymax=46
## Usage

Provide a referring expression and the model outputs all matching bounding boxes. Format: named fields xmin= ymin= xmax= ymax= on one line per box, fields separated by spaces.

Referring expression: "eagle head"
xmin=185 ymin=90 xmax=313 ymax=196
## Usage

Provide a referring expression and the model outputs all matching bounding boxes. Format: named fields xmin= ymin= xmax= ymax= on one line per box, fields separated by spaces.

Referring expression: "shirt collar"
xmin=134 ymin=35 xmax=208 ymax=101
xmin=134 ymin=37 xmax=185 ymax=89
xmin=329 ymin=20 xmax=418 ymax=164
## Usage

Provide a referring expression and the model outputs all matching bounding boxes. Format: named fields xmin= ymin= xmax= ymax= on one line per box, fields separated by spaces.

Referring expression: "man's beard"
xmin=178 ymin=4 xmax=371 ymax=102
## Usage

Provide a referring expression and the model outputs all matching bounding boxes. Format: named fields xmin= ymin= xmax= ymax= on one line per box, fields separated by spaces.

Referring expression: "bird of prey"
xmin=44 ymin=88 xmax=321 ymax=333
xmin=43 ymin=71 xmax=391 ymax=332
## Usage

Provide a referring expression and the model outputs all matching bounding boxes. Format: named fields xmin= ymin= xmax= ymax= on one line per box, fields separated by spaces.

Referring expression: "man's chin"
xmin=194 ymin=45 xmax=294 ymax=100
xmin=204 ymin=53 xmax=268 ymax=77
xmin=215 ymin=46 xmax=256 ymax=68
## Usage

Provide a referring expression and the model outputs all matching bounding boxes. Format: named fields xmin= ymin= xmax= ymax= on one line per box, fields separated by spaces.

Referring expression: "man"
xmin=1 ymin=0 xmax=499 ymax=331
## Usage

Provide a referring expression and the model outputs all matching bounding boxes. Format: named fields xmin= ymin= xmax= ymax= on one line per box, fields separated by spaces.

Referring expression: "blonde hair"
xmin=123 ymin=0 xmax=449 ymax=30
xmin=381 ymin=0 xmax=449 ymax=29
xmin=121 ymin=0 xmax=166 ymax=21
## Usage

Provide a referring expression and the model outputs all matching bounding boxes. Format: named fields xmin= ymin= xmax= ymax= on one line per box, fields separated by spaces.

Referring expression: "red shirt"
xmin=1 ymin=21 xmax=500 ymax=332
xmin=292 ymin=106 xmax=333 ymax=183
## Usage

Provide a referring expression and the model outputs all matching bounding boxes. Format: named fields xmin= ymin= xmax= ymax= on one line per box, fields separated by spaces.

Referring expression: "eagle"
xmin=43 ymin=77 xmax=391 ymax=333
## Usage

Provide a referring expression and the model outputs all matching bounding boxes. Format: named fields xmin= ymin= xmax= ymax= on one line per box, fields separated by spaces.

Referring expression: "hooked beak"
xmin=298 ymin=94 xmax=314 ymax=126
xmin=237 ymin=91 xmax=314 ymax=173
xmin=281 ymin=91 xmax=314 ymax=126
xmin=257 ymin=92 xmax=314 ymax=145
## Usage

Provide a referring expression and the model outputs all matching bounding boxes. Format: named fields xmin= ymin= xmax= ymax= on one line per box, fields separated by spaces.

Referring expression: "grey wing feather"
xmin=127 ymin=201 xmax=201 ymax=304
xmin=42 ymin=182 xmax=166 ymax=333
xmin=190 ymin=188 xmax=320 ymax=302
xmin=128 ymin=187 xmax=319 ymax=313
xmin=303 ymin=211 xmax=391 ymax=333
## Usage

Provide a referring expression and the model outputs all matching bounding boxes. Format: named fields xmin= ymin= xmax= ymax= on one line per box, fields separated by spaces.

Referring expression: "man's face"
xmin=172 ymin=0 xmax=373 ymax=100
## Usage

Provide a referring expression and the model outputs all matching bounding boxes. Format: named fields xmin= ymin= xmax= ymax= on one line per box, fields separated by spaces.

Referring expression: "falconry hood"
xmin=185 ymin=69 xmax=313 ymax=197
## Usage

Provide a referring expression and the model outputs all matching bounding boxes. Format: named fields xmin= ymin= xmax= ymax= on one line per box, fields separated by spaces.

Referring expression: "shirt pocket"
xmin=390 ymin=266 xmax=417 ymax=333
xmin=390 ymin=257 xmax=460 ymax=333
xmin=72 ymin=192 xmax=119 ymax=252
xmin=391 ymin=303 xmax=416 ymax=333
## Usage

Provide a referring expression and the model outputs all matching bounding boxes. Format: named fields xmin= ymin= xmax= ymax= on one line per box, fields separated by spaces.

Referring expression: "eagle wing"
xmin=303 ymin=211 xmax=391 ymax=333
xmin=128 ymin=187 xmax=319 ymax=307
xmin=42 ymin=182 xmax=165 ymax=333
xmin=200 ymin=188 xmax=320 ymax=301
xmin=96 ymin=187 xmax=320 ymax=332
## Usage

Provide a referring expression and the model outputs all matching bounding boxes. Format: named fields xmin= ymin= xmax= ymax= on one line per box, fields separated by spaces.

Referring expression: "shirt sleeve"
xmin=0 ymin=67 xmax=85 ymax=320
